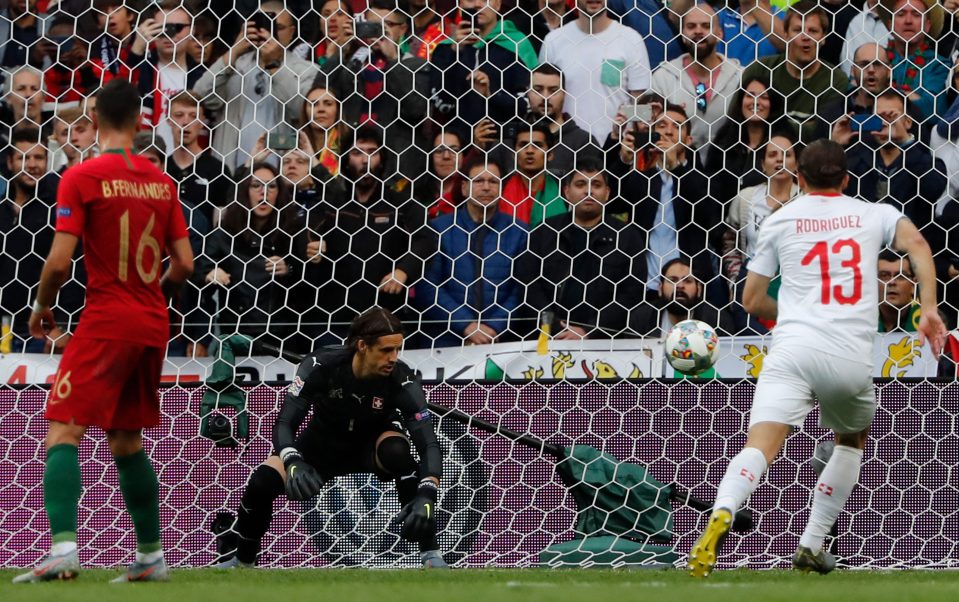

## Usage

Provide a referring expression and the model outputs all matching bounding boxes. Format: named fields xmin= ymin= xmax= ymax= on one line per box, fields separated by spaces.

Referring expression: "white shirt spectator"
xmin=839 ymin=0 xmax=890 ymax=77
xmin=540 ymin=20 xmax=651 ymax=142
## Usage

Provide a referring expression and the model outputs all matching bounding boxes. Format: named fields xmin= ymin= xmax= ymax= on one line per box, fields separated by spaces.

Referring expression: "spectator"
xmin=656 ymin=257 xmax=735 ymax=337
xmin=0 ymin=0 xmax=45 ymax=70
xmin=506 ymin=0 xmax=577 ymax=55
xmin=402 ymin=0 xmax=454 ymax=60
xmin=500 ymin=120 xmax=567 ymax=226
xmin=839 ymin=0 xmax=890 ymax=77
xmin=820 ymin=42 xmax=904 ymax=145
xmin=430 ymin=0 xmax=538 ymax=131
xmin=931 ymin=60 xmax=959 ymax=221
xmin=715 ymin=0 xmax=786 ymax=68
xmin=706 ymin=76 xmax=789 ymax=207
xmin=89 ymin=0 xmax=139 ymax=85
xmin=1 ymin=65 xmax=45 ymax=141
xmin=188 ymin=12 xmax=228 ymax=68
xmin=614 ymin=103 xmax=723 ymax=297
xmin=648 ymin=2 xmax=743 ymax=162
xmin=49 ymin=109 xmax=79 ymax=173
xmin=416 ymin=157 xmax=526 ymax=347
xmin=414 ymin=129 xmax=465 ymax=219
xmin=308 ymin=125 xmax=432 ymax=343
xmin=940 ymin=0 xmax=959 ymax=60
xmin=129 ymin=0 xmax=206 ymax=153
xmin=66 ymin=107 xmax=98 ymax=162
xmin=315 ymin=0 xmax=355 ymax=67
xmin=0 ymin=127 xmax=69 ymax=352
xmin=845 ymin=90 xmax=946 ymax=254
xmin=877 ymin=250 xmax=920 ymax=333
xmin=203 ymin=162 xmax=305 ymax=348
xmin=880 ymin=0 xmax=948 ymax=121
xmin=132 ymin=131 xmax=166 ymax=169
xmin=320 ymin=0 xmax=431 ymax=179
xmin=299 ymin=78 xmax=345 ymax=177
xmin=722 ymin=130 xmax=803 ymax=336
xmin=725 ymin=131 xmax=801 ymax=267
xmin=742 ymin=0 xmax=849 ymax=138
xmin=41 ymin=14 xmax=98 ymax=110
xmin=608 ymin=0 xmax=682 ymax=69
xmin=518 ymin=63 xmax=598 ymax=179
xmin=166 ymin=91 xmax=234 ymax=226
xmin=194 ymin=1 xmax=319 ymax=170
xmin=518 ymin=155 xmax=655 ymax=340
xmin=540 ymin=0 xmax=650 ymax=142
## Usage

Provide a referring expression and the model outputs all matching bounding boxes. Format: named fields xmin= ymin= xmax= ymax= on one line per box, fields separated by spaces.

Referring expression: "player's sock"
xmin=713 ymin=447 xmax=767 ymax=514
xmin=44 ymin=443 xmax=82 ymax=546
xmin=115 ymin=449 xmax=161 ymax=554
xmin=235 ymin=465 xmax=284 ymax=565
xmin=799 ymin=444 xmax=864 ymax=553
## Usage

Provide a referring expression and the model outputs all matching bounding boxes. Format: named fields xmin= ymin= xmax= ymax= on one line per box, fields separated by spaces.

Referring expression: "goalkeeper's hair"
xmin=348 ymin=307 xmax=405 ymax=351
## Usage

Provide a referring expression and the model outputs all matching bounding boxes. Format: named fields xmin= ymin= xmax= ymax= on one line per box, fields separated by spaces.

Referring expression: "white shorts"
xmin=749 ymin=345 xmax=876 ymax=434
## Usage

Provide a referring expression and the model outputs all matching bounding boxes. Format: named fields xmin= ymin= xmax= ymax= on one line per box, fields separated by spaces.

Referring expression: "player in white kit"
xmin=687 ymin=140 xmax=947 ymax=577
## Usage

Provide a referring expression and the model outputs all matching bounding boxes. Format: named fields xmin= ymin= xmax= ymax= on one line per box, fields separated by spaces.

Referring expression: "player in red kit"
xmin=14 ymin=79 xmax=194 ymax=584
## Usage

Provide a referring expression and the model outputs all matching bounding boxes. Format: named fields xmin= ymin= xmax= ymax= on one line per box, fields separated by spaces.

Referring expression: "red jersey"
xmin=55 ymin=149 xmax=189 ymax=347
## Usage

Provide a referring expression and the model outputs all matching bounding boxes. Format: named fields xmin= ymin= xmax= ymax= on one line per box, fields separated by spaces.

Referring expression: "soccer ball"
xmin=664 ymin=320 xmax=720 ymax=375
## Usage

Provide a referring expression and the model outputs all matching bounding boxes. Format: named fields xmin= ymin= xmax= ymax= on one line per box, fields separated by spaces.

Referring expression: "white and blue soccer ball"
xmin=664 ymin=319 xmax=720 ymax=376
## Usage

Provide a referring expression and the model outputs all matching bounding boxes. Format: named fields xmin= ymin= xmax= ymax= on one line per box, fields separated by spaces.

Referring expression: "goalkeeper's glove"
xmin=396 ymin=480 xmax=438 ymax=542
xmin=281 ymin=448 xmax=324 ymax=501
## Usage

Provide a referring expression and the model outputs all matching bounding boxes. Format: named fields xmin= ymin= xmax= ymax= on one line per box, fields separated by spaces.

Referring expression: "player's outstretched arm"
xmin=160 ymin=237 xmax=195 ymax=300
xmin=894 ymin=218 xmax=947 ymax=358
xmin=29 ymin=233 xmax=79 ymax=338
xmin=742 ymin=271 xmax=778 ymax=322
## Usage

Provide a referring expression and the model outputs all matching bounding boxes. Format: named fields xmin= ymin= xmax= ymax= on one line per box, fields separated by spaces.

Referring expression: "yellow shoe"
xmin=687 ymin=509 xmax=733 ymax=578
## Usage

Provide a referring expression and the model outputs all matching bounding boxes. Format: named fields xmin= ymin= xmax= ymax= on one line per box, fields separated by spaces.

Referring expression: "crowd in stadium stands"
xmin=2 ymin=0 xmax=959 ymax=357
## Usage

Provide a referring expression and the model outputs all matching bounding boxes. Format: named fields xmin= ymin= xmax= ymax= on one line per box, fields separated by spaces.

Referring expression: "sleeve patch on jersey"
xmin=57 ymin=207 xmax=72 ymax=217
xmin=289 ymin=375 xmax=305 ymax=396
xmin=413 ymin=409 xmax=432 ymax=422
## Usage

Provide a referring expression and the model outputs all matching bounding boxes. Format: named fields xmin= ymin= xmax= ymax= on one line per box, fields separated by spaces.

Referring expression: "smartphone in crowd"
xmin=355 ymin=19 xmax=384 ymax=39
xmin=850 ymin=113 xmax=884 ymax=133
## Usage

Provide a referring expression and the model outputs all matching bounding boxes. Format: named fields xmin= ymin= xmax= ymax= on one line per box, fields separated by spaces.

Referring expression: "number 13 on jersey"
xmin=801 ymin=239 xmax=863 ymax=305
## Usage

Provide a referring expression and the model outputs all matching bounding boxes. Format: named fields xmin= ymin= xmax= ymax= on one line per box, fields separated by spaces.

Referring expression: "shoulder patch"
xmin=289 ymin=375 xmax=305 ymax=396
xmin=57 ymin=207 xmax=72 ymax=217
xmin=412 ymin=409 xmax=432 ymax=422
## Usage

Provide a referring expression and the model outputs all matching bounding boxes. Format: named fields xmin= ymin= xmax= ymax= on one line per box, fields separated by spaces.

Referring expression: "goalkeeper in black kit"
xmin=218 ymin=308 xmax=447 ymax=568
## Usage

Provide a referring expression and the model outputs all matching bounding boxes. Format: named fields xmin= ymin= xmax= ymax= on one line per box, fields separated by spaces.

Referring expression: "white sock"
xmin=799 ymin=445 xmax=864 ymax=553
xmin=51 ymin=541 xmax=77 ymax=556
xmin=713 ymin=447 xmax=768 ymax=515
xmin=136 ymin=549 xmax=164 ymax=564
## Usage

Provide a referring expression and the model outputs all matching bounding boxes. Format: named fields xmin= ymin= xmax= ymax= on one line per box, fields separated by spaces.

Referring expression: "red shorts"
xmin=45 ymin=337 xmax=165 ymax=430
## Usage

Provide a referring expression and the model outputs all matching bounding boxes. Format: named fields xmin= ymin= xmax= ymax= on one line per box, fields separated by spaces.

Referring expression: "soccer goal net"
xmin=1 ymin=0 xmax=958 ymax=570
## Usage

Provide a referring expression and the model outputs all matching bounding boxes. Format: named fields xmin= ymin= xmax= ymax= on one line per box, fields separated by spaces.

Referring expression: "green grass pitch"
xmin=2 ymin=568 xmax=958 ymax=602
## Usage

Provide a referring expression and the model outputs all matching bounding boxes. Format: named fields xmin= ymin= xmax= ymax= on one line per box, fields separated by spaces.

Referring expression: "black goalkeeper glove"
xmin=281 ymin=449 xmax=324 ymax=501
xmin=396 ymin=481 xmax=438 ymax=542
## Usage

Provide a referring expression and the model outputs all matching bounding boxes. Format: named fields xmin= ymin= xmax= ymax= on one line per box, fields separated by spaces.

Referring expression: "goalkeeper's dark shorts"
xmin=294 ymin=418 xmax=406 ymax=480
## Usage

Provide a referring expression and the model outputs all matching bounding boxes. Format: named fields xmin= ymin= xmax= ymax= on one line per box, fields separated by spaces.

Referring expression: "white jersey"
xmin=749 ymin=193 xmax=903 ymax=360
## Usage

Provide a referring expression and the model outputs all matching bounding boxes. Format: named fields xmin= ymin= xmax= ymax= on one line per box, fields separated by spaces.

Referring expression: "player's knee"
xmin=375 ymin=435 xmax=416 ymax=477
xmin=246 ymin=463 xmax=285 ymax=500
xmin=835 ymin=429 xmax=868 ymax=450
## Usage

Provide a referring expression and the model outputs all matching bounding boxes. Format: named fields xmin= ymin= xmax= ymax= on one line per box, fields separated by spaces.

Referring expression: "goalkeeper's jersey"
xmin=274 ymin=347 xmax=442 ymax=479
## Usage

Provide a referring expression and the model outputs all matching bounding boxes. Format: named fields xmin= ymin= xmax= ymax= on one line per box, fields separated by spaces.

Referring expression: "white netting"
xmin=1 ymin=0 xmax=958 ymax=569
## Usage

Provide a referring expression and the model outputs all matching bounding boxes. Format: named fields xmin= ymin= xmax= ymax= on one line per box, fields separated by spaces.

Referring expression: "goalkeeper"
xmin=218 ymin=308 xmax=447 ymax=568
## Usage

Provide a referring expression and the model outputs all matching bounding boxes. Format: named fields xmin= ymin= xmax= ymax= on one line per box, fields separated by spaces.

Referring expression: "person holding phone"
xmin=194 ymin=1 xmax=318 ymax=170
xmin=319 ymin=0 xmax=431 ymax=179
xmin=429 ymin=0 xmax=538 ymax=128
xmin=819 ymin=42 xmax=920 ymax=147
